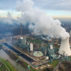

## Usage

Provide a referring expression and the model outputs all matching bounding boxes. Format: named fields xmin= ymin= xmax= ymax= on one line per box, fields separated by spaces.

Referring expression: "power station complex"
xmin=7 ymin=35 xmax=70 ymax=69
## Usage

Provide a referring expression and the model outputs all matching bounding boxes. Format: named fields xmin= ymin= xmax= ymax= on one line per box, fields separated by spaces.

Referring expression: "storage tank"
xmin=33 ymin=51 xmax=43 ymax=57
xmin=30 ymin=43 xmax=33 ymax=52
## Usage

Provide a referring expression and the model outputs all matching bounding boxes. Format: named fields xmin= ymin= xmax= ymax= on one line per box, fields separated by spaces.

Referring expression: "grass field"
xmin=50 ymin=60 xmax=59 ymax=68
xmin=0 ymin=58 xmax=16 ymax=71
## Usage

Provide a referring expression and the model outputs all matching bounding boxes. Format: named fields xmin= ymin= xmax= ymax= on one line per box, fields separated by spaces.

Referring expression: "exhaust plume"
xmin=16 ymin=0 xmax=71 ymax=56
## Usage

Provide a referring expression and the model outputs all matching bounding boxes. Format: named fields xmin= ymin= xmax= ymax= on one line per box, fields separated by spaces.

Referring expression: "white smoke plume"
xmin=16 ymin=0 xmax=71 ymax=56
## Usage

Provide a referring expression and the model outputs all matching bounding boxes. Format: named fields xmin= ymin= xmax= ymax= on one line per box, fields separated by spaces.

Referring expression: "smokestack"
xmin=59 ymin=37 xmax=71 ymax=56
xmin=20 ymin=23 xmax=23 ymax=36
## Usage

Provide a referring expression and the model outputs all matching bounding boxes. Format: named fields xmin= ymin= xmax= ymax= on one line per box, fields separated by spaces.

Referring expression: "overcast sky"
xmin=34 ymin=0 xmax=71 ymax=10
xmin=0 ymin=0 xmax=71 ymax=10
xmin=0 ymin=0 xmax=71 ymax=18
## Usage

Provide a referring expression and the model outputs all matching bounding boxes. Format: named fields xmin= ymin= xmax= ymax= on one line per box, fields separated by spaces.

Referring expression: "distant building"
xmin=70 ymin=30 xmax=71 ymax=37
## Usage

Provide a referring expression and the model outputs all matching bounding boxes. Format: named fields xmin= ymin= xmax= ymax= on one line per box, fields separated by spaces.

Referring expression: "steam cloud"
xmin=16 ymin=0 xmax=71 ymax=56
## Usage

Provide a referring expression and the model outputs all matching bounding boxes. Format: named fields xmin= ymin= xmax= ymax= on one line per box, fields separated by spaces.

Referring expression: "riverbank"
xmin=0 ymin=49 xmax=28 ymax=71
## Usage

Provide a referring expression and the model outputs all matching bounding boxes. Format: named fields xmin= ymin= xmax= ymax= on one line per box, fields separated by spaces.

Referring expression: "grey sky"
xmin=0 ymin=0 xmax=71 ymax=10
xmin=34 ymin=0 xmax=71 ymax=10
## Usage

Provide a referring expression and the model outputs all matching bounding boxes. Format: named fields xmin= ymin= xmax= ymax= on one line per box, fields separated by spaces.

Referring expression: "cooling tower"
xmin=59 ymin=37 xmax=71 ymax=56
